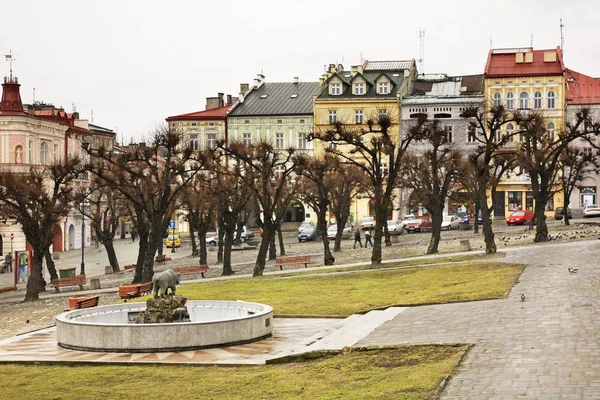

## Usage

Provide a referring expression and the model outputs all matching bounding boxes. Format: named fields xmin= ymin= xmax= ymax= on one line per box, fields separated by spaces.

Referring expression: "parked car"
xmin=554 ymin=207 xmax=573 ymax=220
xmin=506 ymin=209 xmax=535 ymax=225
xmin=406 ymin=218 xmax=432 ymax=233
xmin=297 ymin=220 xmax=315 ymax=234
xmin=206 ymin=235 xmax=218 ymax=247
xmin=441 ymin=215 xmax=461 ymax=230
xmin=240 ymin=226 xmax=254 ymax=241
xmin=456 ymin=211 xmax=470 ymax=224
xmin=477 ymin=211 xmax=492 ymax=224
xmin=298 ymin=226 xmax=317 ymax=242
xmin=360 ymin=216 xmax=375 ymax=231
xmin=400 ymin=214 xmax=416 ymax=228
xmin=165 ymin=235 xmax=181 ymax=248
xmin=386 ymin=220 xmax=405 ymax=235
xmin=583 ymin=205 xmax=600 ymax=218
xmin=327 ymin=223 xmax=353 ymax=240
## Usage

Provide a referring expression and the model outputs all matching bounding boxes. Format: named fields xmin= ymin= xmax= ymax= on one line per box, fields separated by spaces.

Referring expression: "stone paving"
xmin=358 ymin=240 xmax=600 ymax=399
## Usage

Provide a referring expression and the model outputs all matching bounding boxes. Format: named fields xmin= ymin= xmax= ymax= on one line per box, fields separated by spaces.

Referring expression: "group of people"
xmin=353 ymin=229 xmax=373 ymax=249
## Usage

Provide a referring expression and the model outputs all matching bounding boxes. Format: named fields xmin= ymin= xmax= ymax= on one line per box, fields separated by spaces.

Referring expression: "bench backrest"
xmin=276 ymin=255 xmax=310 ymax=265
xmin=76 ymin=296 xmax=99 ymax=309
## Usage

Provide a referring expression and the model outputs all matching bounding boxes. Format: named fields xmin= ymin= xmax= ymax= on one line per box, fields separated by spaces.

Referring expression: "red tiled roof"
xmin=166 ymin=104 xmax=232 ymax=121
xmin=485 ymin=47 xmax=564 ymax=78
xmin=565 ymin=68 xmax=600 ymax=105
xmin=34 ymin=109 xmax=72 ymax=118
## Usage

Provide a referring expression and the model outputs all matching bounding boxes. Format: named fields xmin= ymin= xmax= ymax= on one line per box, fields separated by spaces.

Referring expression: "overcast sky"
xmin=2 ymin=0 xmax=598 ymax=142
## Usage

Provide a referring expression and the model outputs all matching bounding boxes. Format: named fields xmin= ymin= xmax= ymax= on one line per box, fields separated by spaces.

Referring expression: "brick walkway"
xmin=358 ymin=240 xmax=600 ymax=399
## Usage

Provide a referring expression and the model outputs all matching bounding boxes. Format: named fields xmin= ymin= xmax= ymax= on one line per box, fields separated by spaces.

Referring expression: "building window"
xmin=298 ymin=132 xmax=307 ymax=149
xmin=299 ymin=119 xmax=305 ymax=124
xmin=328 ymin=141 xmax=338 ymax=150
xmin=506 ymin=123 xmax=514 ymax=142
xmin=467 ymin=125 xmax=477 ymax=142
xmin=330 ymin=83 xmax=341 ymax=95
xmin=191 ymin=122 xmax=197 ymax=127
xmin=506 ymin=92 xmax=515 ymax=110
xmin=190 ymin=134 xmax=199 ymax=150
xmin=207 ymin=133 xmax=217 ymax=150
xmin=378 ymin=109 xmax=387 ymax=118
xmin=547 ymin=122 xmax=555 ymax=141
xmin=244 ymin=119 xmax=250 ymax=124
xmin=243 ymin=133 xmax=252 ymax=146
xmin=378 ymin=82 xmax=389 ymax=94
xmin=508 ymin=191 xmax=523 ymax=211
xmin=519 ymin=92 xmax=529 ymax=109
xmin=443 ymin=126 xmax=453 ymax=142
xmin=533 ymin=91 xmax=542 ymax=109
xmin=208 ymin=122 xmax=215 ymax=126
xmin=354 ymin=83 xmax=364 ymax=95
xmin=54 ymin=144 xmax=58 ymax=160
xmin=275 ymin=133 xmax=284 ymax=149
xmin=381 ymin=163 xmax=388 ymax=177
xmin=493 ymin=92 xmax=502 ymax=108
xmin=355 ymin=110 xmax=364 ymax=124
xmin=274 ymin=165 xmax=285 ymax=179
xmin=40 ymin=142 xmax=47 ymax=164
xmin=28 ymin=140 xmax=33 ymax=163
xmin=547 ymin=91 xmax=556 ymax=109
xmin=328 ymin=110 xmax=337 ymax=124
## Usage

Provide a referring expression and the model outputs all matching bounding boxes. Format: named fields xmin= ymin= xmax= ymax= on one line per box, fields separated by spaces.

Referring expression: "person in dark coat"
xmin=353 ymin=229 xmax=362 ymax=249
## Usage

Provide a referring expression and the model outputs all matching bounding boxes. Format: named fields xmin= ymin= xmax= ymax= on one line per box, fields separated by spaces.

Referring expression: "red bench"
xmin=68 ymin=295 xmax=100 ymax=310
xmin=275 ymin=255 xmax=311 ymax=271
xmin=174 ymin=265 xmax=208 ymax=278
xmin=119 ymin=281 xmax=153 ymax=301
xmin=50 ymin=274 xmax=86 ymax=293
xmin=123 ymin=264 xmax=136 ymax=270
xmin=155 ymin=255 xmax=172 ymax=264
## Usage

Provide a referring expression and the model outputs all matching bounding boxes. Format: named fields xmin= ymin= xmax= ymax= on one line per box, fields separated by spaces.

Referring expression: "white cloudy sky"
xmin=1 ymin=0 xmax=598 ymax=142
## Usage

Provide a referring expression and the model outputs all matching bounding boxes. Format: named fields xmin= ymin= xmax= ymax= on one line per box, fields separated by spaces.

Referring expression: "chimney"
xmin=293 ymin=77 xmax=299 ymax=84
xmin=328 ymin=64 xmax=336 ymax=73
xmin=72 ymin=111 xmax=80 ymax=120
xmin=240 ymin=83 xmax=249 ymax=93
xmin=226 ymin=94 xmax=232 ymax=105
xmin=239 ymin=92 xmax=245 ymax=103
xmin=350 ymin=65 xmax=363 ymax=76
xmin=206 ymin=97 xmax=220 ymax=110
xmin=253 ymin=73 xmax=265 ymax=89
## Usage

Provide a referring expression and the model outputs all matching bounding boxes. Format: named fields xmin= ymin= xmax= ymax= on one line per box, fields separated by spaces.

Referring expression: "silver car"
xmin=441 ymin=215 xmax=461 ymax=230
xmin=360 ymin=216 xmax=375 ymax=230
xmin=386 ymin=220 xmax=404 ymax=235
xmin=297 ymin=220 xmax=315 ymax=234
xmin=583 ymin=205 xmax=600 ymax=218
xmin=327 ymin=223 xmax=353 ymax=239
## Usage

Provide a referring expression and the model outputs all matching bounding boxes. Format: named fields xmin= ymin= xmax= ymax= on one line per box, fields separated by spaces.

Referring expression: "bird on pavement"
xmin=521 ymin=293 xmax=526 ymax=302
xmin=568 ymin=267 xmax=579 ymax=274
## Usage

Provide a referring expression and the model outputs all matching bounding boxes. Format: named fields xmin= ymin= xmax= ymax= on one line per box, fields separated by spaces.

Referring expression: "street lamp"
xmin=80 ymin=202 xmax=88 ymax=275
xmin=10 ymin=233 xmax=13 ymax=255
xmin=171 ymin=223 xmax=176 ymax=253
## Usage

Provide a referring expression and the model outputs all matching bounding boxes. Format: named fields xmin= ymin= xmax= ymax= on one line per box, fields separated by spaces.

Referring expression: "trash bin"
xmin=59 ymin=267 xmax=77 ymax=278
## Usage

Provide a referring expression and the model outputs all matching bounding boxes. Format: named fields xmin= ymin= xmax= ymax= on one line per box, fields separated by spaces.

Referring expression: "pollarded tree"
xmin=312 ymin=113 xmax=413 ymax=264
xmin=557 ymin=145 xmax=598 ymax=225
xmin=402 ymin=117 xmax=462 ymax=254
xmin=0 ymin=158 xmax=84 ymax=301
xmin=516 ymin=110 xmax=600 ymax=241
xmin=86 ymin=126 xmax=205 ymax=283
xmin=217 ymin=140 xmax=301 ymax=276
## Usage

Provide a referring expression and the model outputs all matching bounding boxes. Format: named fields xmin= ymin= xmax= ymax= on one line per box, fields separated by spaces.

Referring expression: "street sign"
xmin=169 ymin=221 xmax=175 ymax=229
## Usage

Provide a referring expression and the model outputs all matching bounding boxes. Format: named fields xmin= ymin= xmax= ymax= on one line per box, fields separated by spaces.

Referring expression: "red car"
xmin=406 ymin=218 xmax=432 ymax=233
xmin=506 ymin=210 xmax=534 ymax=225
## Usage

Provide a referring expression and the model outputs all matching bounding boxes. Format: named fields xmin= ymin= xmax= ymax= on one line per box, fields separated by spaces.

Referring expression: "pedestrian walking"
xmin=131 ymin=228 xmax=137 ymax=243
xmin=353 ymin=229 xmax=363 ymax=249
xmin=4 ymin=252 xmax=11 ymax=273
xmin=365 ymin=229 xmax=373 ymax=248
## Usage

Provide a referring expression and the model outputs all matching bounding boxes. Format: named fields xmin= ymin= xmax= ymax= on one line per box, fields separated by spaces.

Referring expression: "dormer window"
xmin=354 ymin=83 xmax=364 ymax=95
xmin=330 ymin=83 xmax=341 ymax=95
xmin=378 ymin=82 xmax=389 ymax=94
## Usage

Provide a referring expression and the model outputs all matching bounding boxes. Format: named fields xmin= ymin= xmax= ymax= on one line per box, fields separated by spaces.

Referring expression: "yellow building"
xmin=313 ymin=60 xmax=417 ymax=223
xmin=484 ymin=47 xmax=565 ymax=218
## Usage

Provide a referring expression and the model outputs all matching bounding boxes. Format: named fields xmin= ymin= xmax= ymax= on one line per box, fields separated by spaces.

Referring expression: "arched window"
xmin=547 ymin=91 xmax=556 ymax=109
xmin=506 ymin=123 xmax=514 ymax=142
xmin=547 ymin=122 xmax=556 ymax=141
xmin=40 ymin=142 xmax=47 ymax=165
xmin=519 ymin=92 xmax=529 ymax=109
xmin=493 ymin=92 xmax=502 ymax=108
xmin=533 ymin=91 xmax=542 ymax=109
xmin=506 ymin=92 xmax=515 ymax=109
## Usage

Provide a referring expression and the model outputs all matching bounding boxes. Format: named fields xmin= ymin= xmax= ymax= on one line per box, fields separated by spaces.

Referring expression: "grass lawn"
xmin=0 ymin=345 xmax=468 ymax=400
xmin=177 ymin=261 xmax=523 ymax=316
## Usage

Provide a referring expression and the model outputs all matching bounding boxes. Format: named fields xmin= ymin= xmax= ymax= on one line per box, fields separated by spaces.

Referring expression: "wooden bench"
xmin=123 ymin=264 xmax=136 ymax=270
xmin=275 ymin=255 xmax=311 ymax=271
xmin=174 ymin=265 xmax=208 ymax=278
xmin=155 ymin=255 xmax=172 ymax=264
xmin=119 ymin=281 xmax=153 ymax=301
xmin=68 ymin=295 xmax=100 ymax=310
xmin=50 ymin=274 xmax=86 ymax=293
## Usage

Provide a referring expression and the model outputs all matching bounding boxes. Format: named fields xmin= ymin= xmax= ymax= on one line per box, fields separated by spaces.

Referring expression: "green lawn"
xmin=177 ymin=261 xmax=523 ymax=316
xmin=0 ymin=345 xmax=468 ymax=400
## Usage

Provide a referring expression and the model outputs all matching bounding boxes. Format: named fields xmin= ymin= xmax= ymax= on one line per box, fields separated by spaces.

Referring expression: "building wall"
xmin=0 ymin=115 xmax=66 ymax=165
xmin=169 ymin=119 xmax=226 ymax=151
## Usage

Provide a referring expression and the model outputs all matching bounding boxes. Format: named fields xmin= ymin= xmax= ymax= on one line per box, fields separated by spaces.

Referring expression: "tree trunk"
xmin=254 ymin=220 xmax=275 ymax=276
xmin=190 ymin=224 xmax=198 ymax=256
xmin=24 ymin=249 xmax=45 ymax=301
xmin=317 ymin=205 xmax=334 ymax=265
xmin=104 ymin=240 xmax=120 ymax=273
xmin=277 ymin=226 xmax=285 ymax=256
xmin=44 ymin=247 xmax=58 ymax=281
xmin=384 ymin=222 xmax=392 ymax=246
xmin=371 ymin=201 xmax=387 ymax=265
xmin=479 ymin=192 xmax=496 ymax=254
xmin=269 ymin=229 xmax=277 ymax=260
xmin=198 ymin=231 xmax=208 ymax=265
xmin=133 ymin=224 xmax=149 ymax=283
xmin=334 ymin=214 xmax=350 ymax=252
xmin=217 ymin=227 xmax=224 ymax=264
xmin=474 ymin=198 xmax=480 ymax=234
xmin=533 ymin=198 xmax=549 ymax=243
xmin=563 ymin=194 xmax=571 ymax=226
xmin=221 ymin=228 xmax=235 ymax=276
xmin=427 ymin=206 xmax=443 ymax=254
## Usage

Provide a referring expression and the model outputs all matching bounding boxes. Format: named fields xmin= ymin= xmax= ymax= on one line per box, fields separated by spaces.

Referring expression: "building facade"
xmin=484 ymin=47 xmax=566 ymax=218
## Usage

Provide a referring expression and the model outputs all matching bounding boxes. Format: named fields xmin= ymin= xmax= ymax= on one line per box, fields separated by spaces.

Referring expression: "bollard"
xmin=459 ymin=240 xmax=471 ymax=251
xmin=104 ymin=265 xmax=113 ymax=275
xmin=90 ymin=277 xmax=101 ymax=290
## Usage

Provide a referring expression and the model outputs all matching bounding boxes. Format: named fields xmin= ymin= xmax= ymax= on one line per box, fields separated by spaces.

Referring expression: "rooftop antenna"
xmin=91 ymin=109 xmax=94 ymax=124
xmin=3 ymin=50 xmax=17 ymax=80
xmin=360 ymin=52 xmax=363 ymax=64
xmin=560 ymin=18 xmax=565 ymax=55
xmin=419 ymin=28 xmax=425 ymax=74
xmin=72 ymin=103 xmax=76 ymax=113
xmin=33 ymin=87 xmax=35 ymax=103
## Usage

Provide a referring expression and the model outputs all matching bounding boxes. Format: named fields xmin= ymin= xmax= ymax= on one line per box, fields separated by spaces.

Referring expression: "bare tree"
xmin=0 ymin=159 xmax=83 ymax=301
xmin=557 ymin=145 xmax=598 ymax=225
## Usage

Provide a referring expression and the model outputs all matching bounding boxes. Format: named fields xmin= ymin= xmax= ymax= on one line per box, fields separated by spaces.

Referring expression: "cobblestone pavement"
xmin=358 ymin=240 xmax=600 ymax=399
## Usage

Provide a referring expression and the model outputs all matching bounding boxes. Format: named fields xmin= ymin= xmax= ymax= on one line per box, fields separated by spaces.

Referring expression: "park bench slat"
xmin=275 ymin=255 xmax=311 ymax=270
xmin=50 ymin=274 xmax=86 ymax=293
xmin=174 ymin=265 xmax=208 ymax=278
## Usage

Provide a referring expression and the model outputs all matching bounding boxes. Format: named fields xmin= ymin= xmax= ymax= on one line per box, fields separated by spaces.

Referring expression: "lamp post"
xmin=10 ymin=233 xmax=13 ymax=255
xmin=171 ymin=223 xmax=176 ymax=253
xmin=80 ymin=210 xmax=86 ymax=275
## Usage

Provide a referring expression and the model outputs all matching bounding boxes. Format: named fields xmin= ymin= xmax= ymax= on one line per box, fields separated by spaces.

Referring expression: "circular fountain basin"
xmin=56 ymin=300 xmax=273 ymax=353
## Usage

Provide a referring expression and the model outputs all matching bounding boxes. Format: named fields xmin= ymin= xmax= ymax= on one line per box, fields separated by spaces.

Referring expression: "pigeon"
xmin=568 ymin=267 xmax=579 ymax=274
xmin=521 ymin=293 xmax=526 ymax=302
